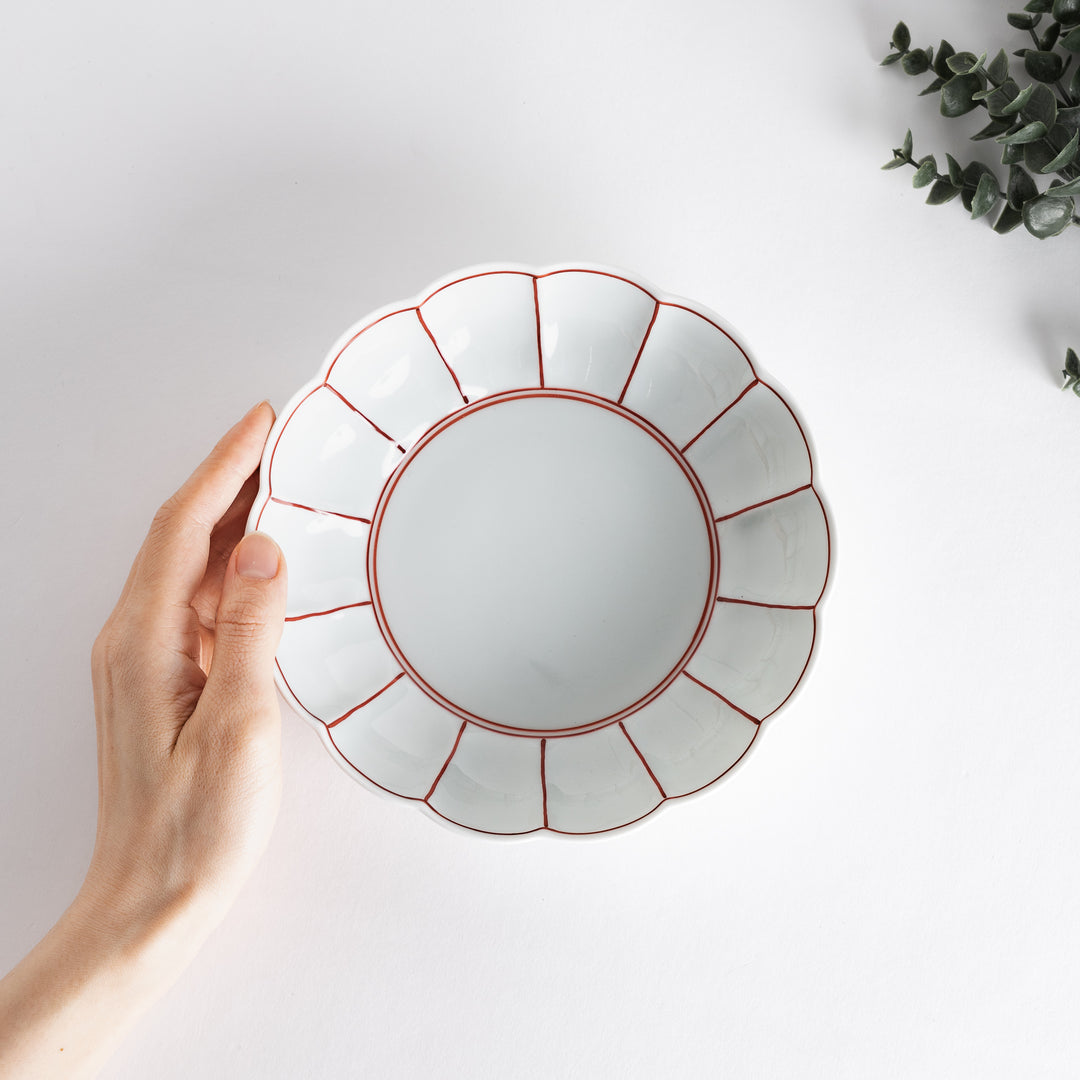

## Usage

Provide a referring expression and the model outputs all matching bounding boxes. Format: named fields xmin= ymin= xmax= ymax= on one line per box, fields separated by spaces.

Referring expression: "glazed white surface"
xmin=4 ymin=0 xmax=1080 ymax=1075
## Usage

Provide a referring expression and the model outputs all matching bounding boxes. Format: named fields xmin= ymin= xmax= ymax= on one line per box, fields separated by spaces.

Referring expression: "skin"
xmin=0 ymin=401 xmax=287 ymax=1079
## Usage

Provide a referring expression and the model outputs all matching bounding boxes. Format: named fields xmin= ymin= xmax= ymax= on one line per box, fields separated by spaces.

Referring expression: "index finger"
xmin=131 ymin=401 xmax=276 ymax=610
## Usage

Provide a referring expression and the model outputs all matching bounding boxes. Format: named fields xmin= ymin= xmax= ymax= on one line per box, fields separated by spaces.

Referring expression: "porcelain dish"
xmin=248 ymin=263 xmax=831 ymax=836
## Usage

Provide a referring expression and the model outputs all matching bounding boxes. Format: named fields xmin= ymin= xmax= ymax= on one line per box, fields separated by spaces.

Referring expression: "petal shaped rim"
xmin=250 ymin=262 xmax=833 ymax=839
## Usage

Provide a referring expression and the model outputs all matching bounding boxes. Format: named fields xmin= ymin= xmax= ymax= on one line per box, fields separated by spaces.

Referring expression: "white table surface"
xmin=4 ymin=0 xmax=1080 ymax=1076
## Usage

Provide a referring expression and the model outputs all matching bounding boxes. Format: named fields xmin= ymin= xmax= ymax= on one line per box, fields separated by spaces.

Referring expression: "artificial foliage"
xmin=881 ymin=1 xmax=1080 ymax=393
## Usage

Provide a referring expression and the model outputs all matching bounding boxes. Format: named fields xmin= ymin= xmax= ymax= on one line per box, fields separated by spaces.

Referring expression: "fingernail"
xmin=244 ymin=400 xmax=272 ymax=421
xmin=237 ymin=532 xmax=281 ymax=580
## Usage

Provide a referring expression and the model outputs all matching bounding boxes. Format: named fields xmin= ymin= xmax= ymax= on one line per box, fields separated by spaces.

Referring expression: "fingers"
xmin=135 ymin=402 xmax=276 ymax=611
xmin=194 ymin=532 xmax=287 ymax=738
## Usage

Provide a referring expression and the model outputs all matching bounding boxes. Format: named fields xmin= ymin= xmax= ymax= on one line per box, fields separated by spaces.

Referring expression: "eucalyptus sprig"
xmin=882 ymin=2 xmax=1080 ymax=393
xmin=881 ymin=3 xmax=1080 ymax=238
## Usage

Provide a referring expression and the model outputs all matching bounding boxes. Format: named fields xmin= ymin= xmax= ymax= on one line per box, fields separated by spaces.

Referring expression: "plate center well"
xmin=368 ymin=390 xmax=716 ymax=734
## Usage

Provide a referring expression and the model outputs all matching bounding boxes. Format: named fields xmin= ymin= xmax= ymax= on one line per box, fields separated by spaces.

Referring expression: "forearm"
xmin=0 ymin=889 xmax=205 ymax=1080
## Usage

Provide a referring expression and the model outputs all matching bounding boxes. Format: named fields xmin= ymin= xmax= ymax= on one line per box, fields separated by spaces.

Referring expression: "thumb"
xmin=200 ymin=531 xmax=288 ymax=728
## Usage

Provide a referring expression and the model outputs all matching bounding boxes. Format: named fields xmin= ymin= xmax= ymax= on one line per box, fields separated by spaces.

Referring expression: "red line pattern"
xmin=327 ymin=672 xmax=406 ymax=728
xmin=258 ymin=265 xmax=831 ymax=836
xmin=681 ymin=379 xmax=760 ymax=455
xmin=617 ymin=300 xmax=659 ymax=405
xmin=285 ymin=601 xmax=372 ymax=623
xmin=681 ymin=671 xmax=762 ymax=726
xmin=713 ymin=483 xmax=813 ymax=523
xmin=618 ymin=721 xmax=667 ymax=798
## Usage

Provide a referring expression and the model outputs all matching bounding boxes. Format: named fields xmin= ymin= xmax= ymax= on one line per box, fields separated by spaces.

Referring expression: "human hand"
xmin=0 ymin=401 xmax=287 ymax=1078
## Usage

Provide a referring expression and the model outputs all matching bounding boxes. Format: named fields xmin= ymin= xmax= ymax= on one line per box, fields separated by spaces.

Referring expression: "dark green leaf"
xmin=1048 ymin=173 xmax=1080 ymax=193
xmin=913 ymin=157 xmax=937 ymax=187
xmin=1008 ymin=164 xmax=1040 ymax=207
xmin=971 ymin=173 xmax=1000 ymax=218
xmin=926 ymin=180 xmax=961 ymax=204
xmin=1022 ymin=193 xmax=1075 ymax=235
xmin=987 ymin=80 xmax=1022 ymax=116
xmin=1058 ymin=105 xmax=1080 ymax=129
xmin=881 ymin=51 xmax=904 ymax=66
xmin=1053 ymin=0 xmax=1080 ymax=22
xmin=1071 ymin=57 xmax=1080 ymax=95
xmin=1040 ymin=22 xmax=1062 ymax=49
xmin=994 ymin=204 xmax=1026 ymax=232
xmin=1025 ymin=0 xmax=1053 ymax=11
xmin=947 ymin=51 xmax=980 ymax=73
xmin=903 ymin=129 xmax=914 ymax=157
xmin=1001 ymin=83 xmax=1036 ymax=114
xmin=881 ymin=154 xmax=908 ymax=170
xmin=998 ymin=119 xmax=1049 ymax=143
xmin=1002 ymin=141 xmax=1027 ymax=164
xmin=933 ymin=39 xmax=956 ymax=78
xmin=902 ymin=49 xmax=931 ymax=75
xmin=1023 ymin=84 xmax=1059 ymax=128
xmin=988 ymin=48 xmax=1011 ymax=83
xmin=973 ymin=117 xmax=1016 ymax=139
xmin=1008 ymin=11 xmax=1037 ymax=27
xmin=941 ymin=73 xmax=984 ymax=116
xmin=1041 ymin=127 xmax=1080 ymax=170
xmin=961 ymin=162 xmax=997 ymax=211
xmin=1025 ymin=138 xmax=1059 ymax=171
xmin=920 ymin=76 xmax=946 ymax=95
xmin=946 ymin=153 xmax=964 ymax=185
xmin=1025 ymin=49 xmax=1065 ymax=81
xmin=892 ymin=21 xmax=911 ymax=51
xmin=1062 ymin=25 xmax=1080 ymax=48
xmin=1066 ymin=347 xmax=1080 ymax=377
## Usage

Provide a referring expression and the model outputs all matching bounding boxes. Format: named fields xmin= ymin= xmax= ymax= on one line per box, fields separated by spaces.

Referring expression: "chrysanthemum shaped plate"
xmin=249 ymin=263 xmax=831 ymax=837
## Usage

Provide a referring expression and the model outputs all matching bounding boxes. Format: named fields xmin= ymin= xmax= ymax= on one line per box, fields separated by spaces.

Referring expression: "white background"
xmin=3 ymin=0 xmax=1080 ymax=1076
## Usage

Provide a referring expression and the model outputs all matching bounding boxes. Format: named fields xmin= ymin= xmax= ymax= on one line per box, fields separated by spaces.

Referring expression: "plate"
xmin=249 ymin=264 xmax=831 ymax=836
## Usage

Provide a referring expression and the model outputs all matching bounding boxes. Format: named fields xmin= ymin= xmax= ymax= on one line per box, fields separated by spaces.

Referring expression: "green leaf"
xmin=892 ymin=21 xmax=911 ymax=51
xmin=947 ymin=51 xmax=980 ymax=73
xmin=993 ymin=204 xmax=1026 ymax=232
xmin=1062 ymin=25 xmax=1080 ymax=48
xmin=1008 ymin=163 xmax=1040 ymax=207
xmin=1066 ymin=347 xmax=1080 ymax=377
xmin=1040 ymin=22 xmax=1062 ymax=50
xmin=987 ymin=80 xmax=1022 ymax=116
xmin=1025 ymin=49 xmax=1065 ymax=82
xmin=1025 ymin=0 xmax=1053 ymax=11
xmin=941 ymin=73 xmax=984 ymax=116
xmin=1071 ymin=57 xmax=1080 ymax=95
xmin=971 ymin=173 xmax=1000 ymax=218
xmin=988 ymin=48 xmax=1011 ymax=83
xmin=998 ymin=119 xmax=1050 ymax=143
xmin=961 ymin=162 xmax=997 ymax=211
xmin=1058 ymin=105 xmax=1080 ymax=129
xmin=1025 ymin=138 xmax=1059 ymax=171
xmin=1008 ymin=12 xmax=1037 ymax=27
xmin=1001 ymin=83 xmax=1036 ymax=114
xmin=926 ymin=180 xmax=961 ymax=204
xmin=1053 ymin=0 xmax=1080 ymax=22
xmin=902 ymin=49 xmax=931 ymax=75
xmin=1022 ymin=193 xmax=1076 ymax=235
xmin=1002 ymin=141 xmax=1027 ymax=164
xmin=1048 ymin=173 xmax=1080 ymax=193
xmin=1021 ymin=83 xmax=1058 ymax=127
xmin=933 ymin=39 xmax=957 ymax=78
xmin=973 ymin=117 xmax=1016 ymax=139
xmin=903 ymin=129 xmax=914 ymax=157
xmin=912 ymin=157 xmax=937 ymax=187
xmin=882 ymin=154 xmax=908 ymax=170
xmin=1041 ymin=127 xmax=1080 ymax=170
xmin=919 ymin=76 xmax=947 ymax=96
xmin=946 ymin=153 xmax=964 ymax=185
xmin=881 ymin=51 xmax=904 ymax=66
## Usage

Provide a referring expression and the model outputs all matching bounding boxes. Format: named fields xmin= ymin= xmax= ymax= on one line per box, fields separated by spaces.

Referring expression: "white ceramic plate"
xmin=249 ymin=264 xmax=831 ymax=836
